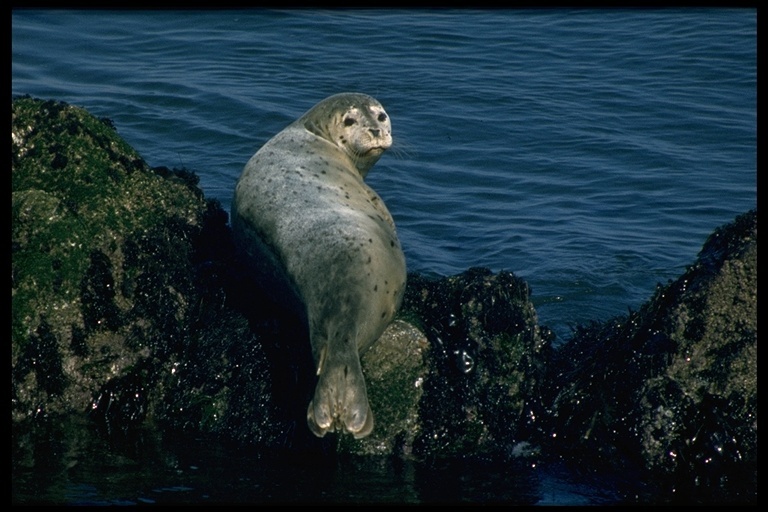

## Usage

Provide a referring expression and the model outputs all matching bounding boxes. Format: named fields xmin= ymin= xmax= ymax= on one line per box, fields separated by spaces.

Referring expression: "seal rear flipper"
xmin=306 ymin=398 xmax=372 ymax=439
xmin=341 ymin=381 xmax=374 ymax=438
xmin=351 ymin=403 xmax=374 ymax=440
xmin=306 ymin=395 xmax=374 ymax=439
xmin=307 ymin=357 xmax=374 ymax=439
xmin=306 ymin=399 xmax=330 ymax=438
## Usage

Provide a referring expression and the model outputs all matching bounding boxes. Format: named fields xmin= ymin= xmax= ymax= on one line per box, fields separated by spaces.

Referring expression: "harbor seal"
xmin=231 ymin=93 xmax=406 ymax=439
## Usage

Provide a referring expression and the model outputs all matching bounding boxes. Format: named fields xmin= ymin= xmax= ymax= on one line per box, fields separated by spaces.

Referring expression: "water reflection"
xmin=14 ymin=415 xmax=632 ymax=505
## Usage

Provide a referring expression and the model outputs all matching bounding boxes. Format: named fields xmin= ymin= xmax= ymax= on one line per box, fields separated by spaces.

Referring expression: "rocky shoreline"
xmin=12 ymin=97 xmax=756 ymax=503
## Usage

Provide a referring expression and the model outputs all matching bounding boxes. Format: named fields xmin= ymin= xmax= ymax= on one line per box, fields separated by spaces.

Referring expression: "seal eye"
xmin=377 ymin=113 xmax=387 ymax=122
xmin=343 ymin=117 xmax=357 ymax=127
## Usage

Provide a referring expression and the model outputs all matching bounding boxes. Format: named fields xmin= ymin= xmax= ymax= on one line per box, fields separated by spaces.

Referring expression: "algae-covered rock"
xmin=12 ymin=96 xmax=204 ymax=422
xmin=11 ymin=97 xmax=553 ymax=459
xmin=547 ymin=209 xmax=757 ymax=502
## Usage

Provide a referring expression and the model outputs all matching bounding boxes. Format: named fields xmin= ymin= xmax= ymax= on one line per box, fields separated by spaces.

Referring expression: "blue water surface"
xmin=12 ymin=9 xmax=756 ymax=341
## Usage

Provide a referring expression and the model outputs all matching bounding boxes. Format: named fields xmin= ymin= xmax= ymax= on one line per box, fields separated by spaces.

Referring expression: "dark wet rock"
xmin=343 ymin=289 xmax=552 ymax=459
xmin=545 ymin=209 xmax=756 ymax=502
xmin=348 ymin=268 xmax=554 ymax=459
xmin=11 ymin=96 xmax=361 ymax=457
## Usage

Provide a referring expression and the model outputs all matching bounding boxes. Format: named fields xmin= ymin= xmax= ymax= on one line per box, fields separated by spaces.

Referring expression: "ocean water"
xmin=12 ymin=9 xmax=756 ymax=341
xmin=12 ymin=9 xmax=756 ymax=505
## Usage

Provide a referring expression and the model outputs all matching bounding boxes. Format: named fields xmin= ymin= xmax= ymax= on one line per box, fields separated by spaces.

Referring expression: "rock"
xmin=546 ymin=209 xmax=756 ymax=502
xmin=375 ymin=268 xmax=554 ymax=459
xmin=12 ymin=96 xmax=205 ymax=423
xmin=11 ymin=97 xmax=555 ymax=458
xmin=11 ymin=96 xmax=281 ymax=444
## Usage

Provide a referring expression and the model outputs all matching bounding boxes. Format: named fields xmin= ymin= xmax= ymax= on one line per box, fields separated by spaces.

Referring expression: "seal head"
xmin=300 ymin=92 xmax=392 ymax=177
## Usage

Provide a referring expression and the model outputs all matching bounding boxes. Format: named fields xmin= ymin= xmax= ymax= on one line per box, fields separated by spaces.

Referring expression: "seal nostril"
xmin=370 ymin=128 xmax=380 ymax=137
